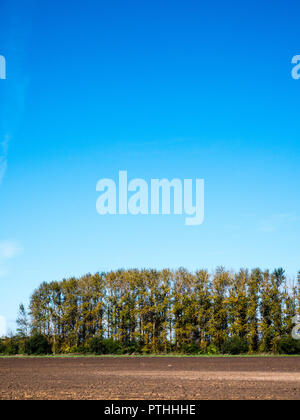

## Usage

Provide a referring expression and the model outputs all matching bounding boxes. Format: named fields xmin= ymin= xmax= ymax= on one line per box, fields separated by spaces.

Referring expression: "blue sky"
xmin=0 ymin=0 xmax=300 ymax=333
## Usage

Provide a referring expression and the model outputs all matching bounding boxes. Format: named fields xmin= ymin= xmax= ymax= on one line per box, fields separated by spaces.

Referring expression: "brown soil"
xmin=1 ymin=356 xmax=300 ymax=400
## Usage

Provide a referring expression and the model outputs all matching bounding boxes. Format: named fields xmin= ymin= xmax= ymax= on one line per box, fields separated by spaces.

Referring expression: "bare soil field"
xmin=1 ymin=356 xmax=300 ymax=400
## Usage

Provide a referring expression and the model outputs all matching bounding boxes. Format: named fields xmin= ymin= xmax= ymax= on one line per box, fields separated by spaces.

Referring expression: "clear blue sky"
xmin=0 ymin=0 xmax=300 ymax=332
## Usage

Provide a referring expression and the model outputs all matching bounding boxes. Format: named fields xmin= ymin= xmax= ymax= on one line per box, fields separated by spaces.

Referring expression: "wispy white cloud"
xmin=0 ymin=240 xmax=22 ymax=260
xmin=0 ymin=241 xmax=23 ymax=279
xmin=258 ymin=213 xmax=298 ymax=233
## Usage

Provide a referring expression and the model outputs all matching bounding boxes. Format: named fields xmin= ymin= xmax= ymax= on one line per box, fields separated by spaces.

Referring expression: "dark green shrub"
xmin=102 ymin=338 xmax=122 ymax=354
xmin=181 ymin=342 xmax=200 ymax=354
xmin=89 ymin=337 xmax=123 ymax=355
xmin=25 ymin=334 xmax=51 ymax=355
xmin=75 ymin=344 xmax=89 ymax=354
xmin=0 ymin=339 xmax=5 ymax=354
xmin=69 ymin=345 xmax=82 ymax=354
xmin=121 ymin=340 xmax=141 ymax=354
xmin=278 ymin=336 xmax=300 ymax=355
xmin=4 ymin=338 xmax=19 ymax=355
xmin=221 ymin=336 xmax=249 ymax=355
xmin=89 ymin=337 xmax=106 ymax=354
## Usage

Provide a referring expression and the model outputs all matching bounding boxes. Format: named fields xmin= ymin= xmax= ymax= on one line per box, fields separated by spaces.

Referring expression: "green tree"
xmin=247 ymin=269 xmax=261 ymax=352
xmin=16 ymin=303 xmax=29 ymax=337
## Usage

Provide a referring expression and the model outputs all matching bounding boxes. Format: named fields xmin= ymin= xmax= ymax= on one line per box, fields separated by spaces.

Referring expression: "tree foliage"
xmin=1 ymin=267 xmax=299 ymax=355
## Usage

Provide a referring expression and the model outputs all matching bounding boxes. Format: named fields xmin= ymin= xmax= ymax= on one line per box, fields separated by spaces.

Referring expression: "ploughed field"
xmin=1 ymin=356 xmax=300 ymax=400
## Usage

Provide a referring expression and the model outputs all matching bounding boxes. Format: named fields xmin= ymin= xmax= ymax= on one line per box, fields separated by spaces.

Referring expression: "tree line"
xmin=1 ymin=267 xmax=300 ymax=355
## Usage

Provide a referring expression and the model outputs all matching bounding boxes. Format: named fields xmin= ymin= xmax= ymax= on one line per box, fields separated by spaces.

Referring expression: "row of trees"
xmin=3 ymin=267 xmax=300 ymax=355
